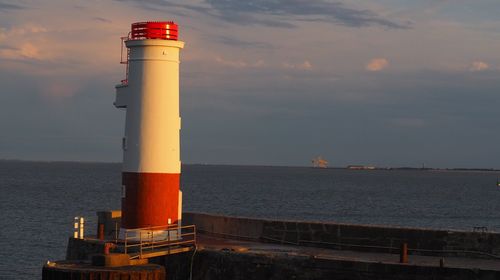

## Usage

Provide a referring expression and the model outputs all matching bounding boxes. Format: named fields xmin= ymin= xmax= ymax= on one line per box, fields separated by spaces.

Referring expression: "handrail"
xmin=118 ymin=224 xmax=196 ymax=259
xmin=125 ymin=223 xmax=187 ymax=232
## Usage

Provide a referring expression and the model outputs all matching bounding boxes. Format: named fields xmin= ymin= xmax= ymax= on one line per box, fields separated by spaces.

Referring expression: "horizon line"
xmin=1 ymin=158 xmax=499 ymax=171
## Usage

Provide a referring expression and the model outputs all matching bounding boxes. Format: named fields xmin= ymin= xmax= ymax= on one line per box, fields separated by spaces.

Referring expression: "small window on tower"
xmin=122 ymin=137 xmax=127 ymax=151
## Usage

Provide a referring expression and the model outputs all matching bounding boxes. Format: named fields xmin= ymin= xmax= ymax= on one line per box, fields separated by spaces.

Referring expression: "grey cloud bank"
xmin=122 ymin=0 xmax=408 ymax=29
xmin=0 ymin=2 xmax=25 ymax=11
xmin=205 ymin=0 xmax=409 ymax=29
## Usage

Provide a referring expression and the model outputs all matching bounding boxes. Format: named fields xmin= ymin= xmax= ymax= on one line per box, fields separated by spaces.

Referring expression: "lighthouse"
xmin=114 ymin=22 xmax=184 ymax=230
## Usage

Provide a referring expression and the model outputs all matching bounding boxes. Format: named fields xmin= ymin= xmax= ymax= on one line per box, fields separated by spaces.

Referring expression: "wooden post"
xmin=98 ymin=223 xmax=105 ymax=240
xmin=400 ymin=242 xmax=408 ymax=264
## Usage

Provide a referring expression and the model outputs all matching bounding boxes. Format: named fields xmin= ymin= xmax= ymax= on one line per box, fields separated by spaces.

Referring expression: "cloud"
xmin=365 ymin=58 xmax=389 ymax=72
xmin=0 ymin=2 xmax=25 ymax=11
xmin=92 ymin=17 xmax=112 ymax=23
xmin=122 ymin=0 xmax=409 ymax=29
xmin=0 ymin=43 xmax=42 ymax=60
xmin=41 ymin=82 xmax=78 ymax=100
xmin=18 ymin=43 xmax=40 ymax=59
xmin=215 ymin=56 xmax=265 ymax=68
xmin=0 ymin=25 xmax=48 ymax=61
xmin=0 ymin=25 xmax=47 ymax=39
xmin=469 ymin=61 xmax=489 ymax=72
xmin=210 ymin=35 xmax=274 ymax=49
xmin=204 ymin=0 xmax=409 ymax=29
xmin=0 ymin=25 xmax=48 ymax=44
xmin=283 ymin=60 xmax=313 ymax=71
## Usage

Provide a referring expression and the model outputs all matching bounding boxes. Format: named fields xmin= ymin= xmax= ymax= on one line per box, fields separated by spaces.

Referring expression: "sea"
xmin=2 ymin=160 xmax=500 ymax=279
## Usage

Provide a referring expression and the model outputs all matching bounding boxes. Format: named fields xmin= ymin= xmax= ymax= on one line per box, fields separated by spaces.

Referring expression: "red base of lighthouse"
xmin=121 ymin=172 xmax=180 ymax=229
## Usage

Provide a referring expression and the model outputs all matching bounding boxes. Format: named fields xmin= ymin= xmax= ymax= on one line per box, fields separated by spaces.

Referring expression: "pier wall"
xmin=184 ymin=212 xmax=500 ymax=258
xmin=63 ymin=212 xmax=500 ymax=280
xmin=66 ymin=237 xmax=106 ymax=260
xmin=189 ymin=249 xmax=500 ymax=280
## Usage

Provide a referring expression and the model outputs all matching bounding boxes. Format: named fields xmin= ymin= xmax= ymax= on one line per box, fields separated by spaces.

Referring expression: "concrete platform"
xmin=62 ymin=211 xmax=500 ymax=279
xmin=194 ymin=235 xmax=500 ymax=280
xmin=42 ymin=261 xmax=165 ymax=280
xmin=184 ymin=212 xmax=500 ymax=259
xmin=197 ymin=233 xmax=500 ymax=273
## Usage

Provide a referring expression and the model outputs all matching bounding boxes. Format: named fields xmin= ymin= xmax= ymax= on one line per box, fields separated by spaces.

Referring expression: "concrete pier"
xmin=183 ymin=212 xmax=500 ymax=279
xmin=42 ymin=261 xmax=165 ymax=280
xmin=191 ymin=234 xmax=500 ymax=280
xmin=59 ymin=211 xmax=500 ymax=280
xmin=184 ymin=212 xmax=500 ymax=258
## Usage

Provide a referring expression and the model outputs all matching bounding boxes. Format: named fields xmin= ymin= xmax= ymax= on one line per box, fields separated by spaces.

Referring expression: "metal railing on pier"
xmin=119 ymin=224 xmax=196 ymax=259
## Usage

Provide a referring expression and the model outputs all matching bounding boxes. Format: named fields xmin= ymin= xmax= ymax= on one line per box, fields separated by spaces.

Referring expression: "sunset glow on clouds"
xmin=1 ymin=0 xmax=500 ymax=167
xmin=469 ymin=61 xmax=489 ymax=72
xmin=215 ymin=56 xmax=265 ymax=68
xmin=283 ymin=60 xmax=313 ymax=71
xmin=365 ymin=58 xmax=389 ymax=72
xmin=0 ymin=25 xmax=47 ymax=60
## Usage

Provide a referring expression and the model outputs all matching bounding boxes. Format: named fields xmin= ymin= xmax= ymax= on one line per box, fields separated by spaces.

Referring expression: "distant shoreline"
xmin=1 ymin=159 xmax=499 ymax=172
xmin=343 ymin=167 xmax=500 ymax=172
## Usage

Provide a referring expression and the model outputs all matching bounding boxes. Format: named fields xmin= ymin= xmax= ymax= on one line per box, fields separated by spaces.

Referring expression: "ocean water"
xmin=2 ymin=161 xmax=500 ymax=279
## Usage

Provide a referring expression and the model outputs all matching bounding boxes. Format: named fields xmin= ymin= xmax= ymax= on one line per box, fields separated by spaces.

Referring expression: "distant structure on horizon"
xmin=347 ymin=165 xmax=376 ymax=170
xmin=312 ymin=156 xmax=328 ymax=168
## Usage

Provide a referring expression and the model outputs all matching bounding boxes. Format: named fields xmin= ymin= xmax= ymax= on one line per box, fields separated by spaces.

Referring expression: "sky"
xmin=1 ymin=0 xmax=500 ymax=168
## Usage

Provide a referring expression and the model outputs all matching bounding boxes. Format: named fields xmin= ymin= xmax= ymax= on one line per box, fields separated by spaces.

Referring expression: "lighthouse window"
xmin=122 ymin=137 xmax=127 ymax=151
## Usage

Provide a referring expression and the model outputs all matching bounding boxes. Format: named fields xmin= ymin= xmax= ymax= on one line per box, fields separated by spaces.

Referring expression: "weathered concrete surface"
xmin=92 ymin=253 xmax=131 ymax=267
xmin=66 ymin=237 xmax=106 ymax=261
xmin=64 ymin=233 xmax=500 ymax=280
xmin=63 ymin=212 xmax=500 ymax=280
xmin=97 ymin=210 xmax=122 ymax=239
xmin=149 ymin=251 xmax=196 ymax=280
xmin=196 ymin=235 xmax=500 ymax=270
xmin=192 ymin=249 xmax=499 ymax=280
xmin=185 ymin=212 xmax=264 ymax=240
xmin=190 ymin=234 xmax=500 ymax=280
xmin=185 ymin=212 xmax=500 ymax=258
xmin=42 ymin=261 xmax=165 ymax=280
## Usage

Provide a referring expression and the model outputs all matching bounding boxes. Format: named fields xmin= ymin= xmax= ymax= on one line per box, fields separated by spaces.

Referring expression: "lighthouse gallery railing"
xmin=122 ymin=224 xmax=196 ymax=259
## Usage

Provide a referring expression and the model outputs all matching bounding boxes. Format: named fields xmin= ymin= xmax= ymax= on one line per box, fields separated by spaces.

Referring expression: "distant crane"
xmin=312 ymin=156 xmax=328 ymax=168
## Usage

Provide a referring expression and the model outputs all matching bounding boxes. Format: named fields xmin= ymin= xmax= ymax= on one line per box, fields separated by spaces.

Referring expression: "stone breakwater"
xmin=59 ymin=212 xmax=500 ymax=280
xmin=190 ymin=248 xmax=500 ymax=280
xmin=184 ymin=212 xmax=500 ymax=258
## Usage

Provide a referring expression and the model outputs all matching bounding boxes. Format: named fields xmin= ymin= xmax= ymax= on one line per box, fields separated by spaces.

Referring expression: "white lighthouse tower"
xmin=114 ymin=21 xmax=184 ymax=230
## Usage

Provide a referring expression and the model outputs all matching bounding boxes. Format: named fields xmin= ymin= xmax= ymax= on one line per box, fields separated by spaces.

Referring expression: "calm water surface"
xmin=1 ymin=161 xmax=500 ymax=279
